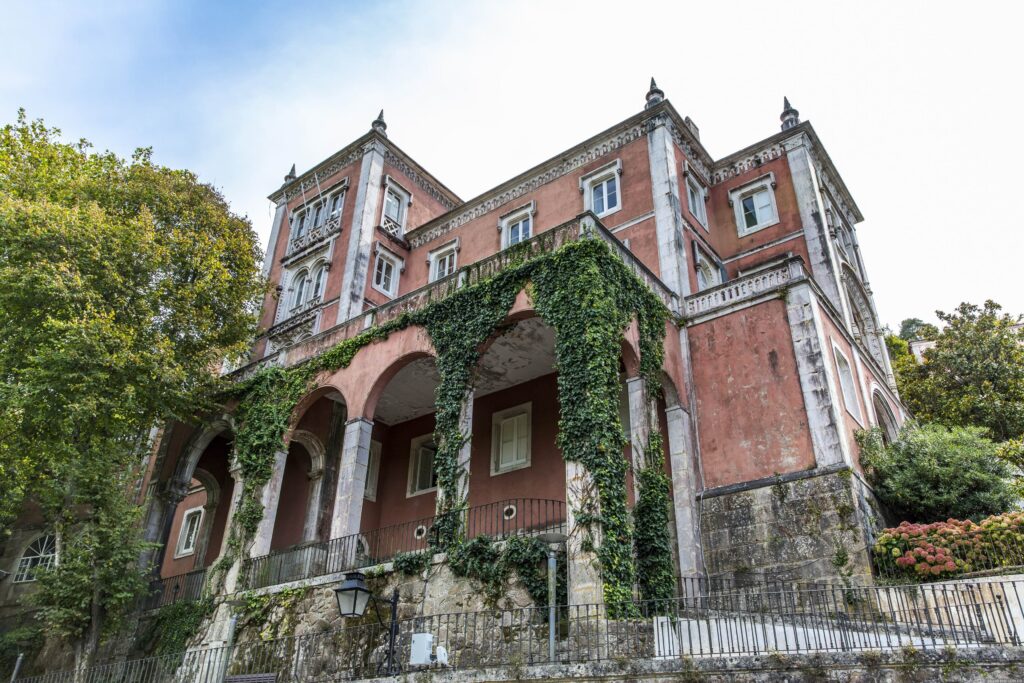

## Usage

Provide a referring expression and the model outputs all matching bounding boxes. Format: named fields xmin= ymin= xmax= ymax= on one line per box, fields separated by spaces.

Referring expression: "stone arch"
xmin=172 ymin=415 xmax=235 ymax=489
xmin=289 ymin=383 xmax=349 ymax=434
xmin=362 ymin=350 xmax=436 ymax=422
xmin=191 ymin=467 xmax=221 ymax=509
xmin=871 ymin=388 xmax=900 ymax=445
xmin=661 ymin=372 xmax=681 ymax=409
xmin=841 ymin=265 xmax=885 ymax=368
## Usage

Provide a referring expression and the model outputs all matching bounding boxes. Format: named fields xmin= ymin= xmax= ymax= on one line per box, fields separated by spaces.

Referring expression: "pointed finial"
xmin=780 ymin=97 xmax=800 ymax=131
xmin=372 ymin=109 xmax=388 ymax=136
xmin=645 ymin=77 xmax=665 ymax=109
xmin=284 ymin=163 xmax=296 ymax=182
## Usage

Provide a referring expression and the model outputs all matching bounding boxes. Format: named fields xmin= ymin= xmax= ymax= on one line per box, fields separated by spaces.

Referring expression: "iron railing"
xmin=243 ymin=498 xmax=567 ymax=590
xmin=15 ymin=577 xmax=1024 ymax=682
xmin=142 ymin=568 xmax=207 ymax=611
xmin=873 ymin=526 xmax=1024 ymax=583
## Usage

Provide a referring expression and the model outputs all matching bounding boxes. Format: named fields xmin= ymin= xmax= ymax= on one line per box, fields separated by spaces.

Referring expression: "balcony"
xmin=239 ymin=212 xmax=679 ymax=376
xmin=143 ymin=568 xmax=207 ymax=610
xmin=243 ymin=498 xmax=566 ymax=590
xmin=284 ymin=215 xmax=342 ymax=263
xmin=684 ymin=257 xmax=805 ymax=322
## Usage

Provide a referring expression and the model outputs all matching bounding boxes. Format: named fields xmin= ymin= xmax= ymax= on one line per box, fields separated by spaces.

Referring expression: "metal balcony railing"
xmin=143 ymin=568 xmax=207 ymax=611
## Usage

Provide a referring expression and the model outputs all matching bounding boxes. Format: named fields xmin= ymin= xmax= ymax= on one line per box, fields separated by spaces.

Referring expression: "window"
xmin=365 ymin=440 xmax=382 ymax=501
xmin=327 ymin=191 xmax=345 ymax=220
xmin=686 ymin=178 xmax=708 ymax=227
xmin=311 ymin=202 xmax=324 ymax=228
xmin=292 ymin=210 xmax=307 ymax=238
xmin=500 ymin=202 xmax=536 ymax=248
xmin=730 ymin=175 xmax=779 ymax=236
xmin=430 ymin=244 xmax=458 ymax=282
xmin=175 ymin=508 xmax=203 ymax=557
xmin=693 ymin=248 xmax=720 ymax=291
xmin=311 ymin=263 xmax=328 ymax=299
xmin=13 ymin=535 xmax=56 ymax=583
xmin=581 ymin=160 xmax=622 ymax=218
xmin=491 ymin=403 xmax=531 ymax=475
xmin=507 ymin=214 xmax=531 ymax=246
xmin=292 ymin=270 xmax=310 ymax=308
xmin=372 ymin=247 xmax=400 ymax=297
xmin=382 ymin=180 xmax=410 ymax=237
xmin=833 ymin=346 xmax=863 ymax=423
xmin=408 ymin=434 xmax=437 ymax=496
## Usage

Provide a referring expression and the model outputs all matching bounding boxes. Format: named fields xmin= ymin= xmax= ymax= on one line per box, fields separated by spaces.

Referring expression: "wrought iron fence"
xmin=142 ymin=568 xmax=208 ymax=610
xmin=244 ymin=498 xmax=566 ymax=589
xmin=872 ymin=526 xmax=1024 ymax=583
xmin=14 ymin=577 xmax=1024 ymax=682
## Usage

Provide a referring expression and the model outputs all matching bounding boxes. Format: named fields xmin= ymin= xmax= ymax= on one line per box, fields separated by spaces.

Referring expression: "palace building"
xmin=2 ymin=82 xmax=906 ymax=623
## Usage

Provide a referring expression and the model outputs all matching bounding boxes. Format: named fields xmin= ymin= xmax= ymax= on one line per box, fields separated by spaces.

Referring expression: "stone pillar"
xmin=436 ymin=391 xmax=474 ymax=518
xmin=219 ymin=465 xmax=245 ymax=593
xmin=248 ymin=449 xmax=289 ymax=558
xmin=302 ymin=467 xmax=325 ymax=543
xmin=316 ymin=400 xmax=348 ymax=541
xmin=645 ymin=113 xmax=690 ymax=298
xmin=338 ymin=140 xmax=386 ymax=322
xmin=625 ymin=377 xmax=649 ymax=471
xmin=330 ymin=418 xmax=374 ymax=540
xmin=564 ymin=460 xmax=604 ymax=607
xmin=665 ymin=405 xmax=702 ymax=578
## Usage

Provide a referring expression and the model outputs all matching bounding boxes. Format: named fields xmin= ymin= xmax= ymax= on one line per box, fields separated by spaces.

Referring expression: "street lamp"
xmin=334 ymin=571 xmax=400 ymax=675
xmin=537 ymin=531 xmax=568 ymax=663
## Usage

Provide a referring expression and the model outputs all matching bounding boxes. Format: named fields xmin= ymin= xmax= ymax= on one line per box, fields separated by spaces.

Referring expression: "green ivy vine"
xmin=448 ymin=535 xmax=566 ymax=613
xmin=138 ymin=597 xmax=216 ymax=656
xmin=216 ymin=235 xmax=673 ymax=607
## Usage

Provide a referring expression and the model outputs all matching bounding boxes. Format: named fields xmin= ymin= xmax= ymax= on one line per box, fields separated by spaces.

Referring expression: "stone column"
xmin=146 ymin=482 xmax=189 ymax=574
xmin=219 ymin=465 xmax=245 ymax=593
xmin=302 ymin=467 xmax=325 ymax=543
xmin=191 ymin=499 xmax=219 ymax=571
xmin=330 ymin=418 xmax=374 ymax=540
xmin=316 ymin=400 xmax=348 ymax=541
xmin=625 ymin=377 xmax=649 ymax=472
xmin=564 ymin=460 xmax=604 ymax=607
xmin=338 ymin=140 xmax=386 ymax=322
xmin=665 ymin=405 xmax=702 ymax=578
xmin=436 ymin=391 xmax=474 ymax=521
xmin=248 ymin=449 xmax=289 ymax=558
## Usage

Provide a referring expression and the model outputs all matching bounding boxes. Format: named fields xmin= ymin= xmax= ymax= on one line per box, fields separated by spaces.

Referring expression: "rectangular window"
xmin=328 ymin=192 xmax=345 ymax=219
xmin=687 ymin=179 xmax=707 ymax=227
xmin=507 ymin=215 xmax=531 ymax=246
xmin=373 ymin=250 xmax=398 ymax=297
xmin=491 ymin=402 xmax=532 ymax=475
xmin=365 ymin=440 xmax=382 ymax=501
xmin=175 ymin=508 xmax=203 ymax=557
xmin=430 ymin=247 xmax=458 ymax=282
xmin=292 ymin=210 xmax=306 ymax=237
xmin=311 ymin=202 xmax=324 ymax=227
xmin=833 ymin=346 xmax=863 ymax=423
xmin=730 ymin=175 xmax=779 ymax=236
xmin=382 ymin=182 xmax=409 ymax=237
xmin=408 ymin=435 xmax=437 ymax=496
xmin=591 ymin=175 xmax=619 ymax=216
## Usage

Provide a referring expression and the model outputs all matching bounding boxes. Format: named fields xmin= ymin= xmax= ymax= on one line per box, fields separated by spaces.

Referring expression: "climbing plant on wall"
xmin=217 ymin=233 xmax=674 ymax=607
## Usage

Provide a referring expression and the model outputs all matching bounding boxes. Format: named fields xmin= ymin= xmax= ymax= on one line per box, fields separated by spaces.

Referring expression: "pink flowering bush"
xmin=873 ymin=512 xmax=1024 ymax=581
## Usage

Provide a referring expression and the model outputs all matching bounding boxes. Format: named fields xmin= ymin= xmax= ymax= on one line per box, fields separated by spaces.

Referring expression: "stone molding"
xmin=383 ymin=148 xmax=457 ymax=211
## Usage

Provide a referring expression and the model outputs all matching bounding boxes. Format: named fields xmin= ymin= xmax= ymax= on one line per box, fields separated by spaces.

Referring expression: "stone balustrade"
xmin=685 ymin=258 xmax=805 ymax=319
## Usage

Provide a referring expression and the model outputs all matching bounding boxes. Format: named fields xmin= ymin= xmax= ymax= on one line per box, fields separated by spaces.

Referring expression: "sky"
xmin=3 ymin=0 xmax=1022 ymax=329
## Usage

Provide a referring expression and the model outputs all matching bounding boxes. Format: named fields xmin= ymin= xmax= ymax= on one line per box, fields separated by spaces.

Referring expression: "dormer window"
xmin=381 ymin=177 xmax=411 ymax=237
xmin=729 ymin=174 xmax=779 ymax=237
xmin=581 ymin=160 xmax=622 ymax=219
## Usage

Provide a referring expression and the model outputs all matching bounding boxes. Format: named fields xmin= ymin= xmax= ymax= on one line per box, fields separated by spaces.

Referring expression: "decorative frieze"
xmin=407 ymin=124 xmax=647 ymax=249
xmin=667 ymin=121 xmax=712 ymax=181
xmin=711 ymin=144 xmax=786 ymax=184
xmin=280 ymin=149 xmax=363 ymax=202
xmin=267 ymin=302 xmax=322 ymax=353
xmin=383 ymin=149 xmax=457 ymax=211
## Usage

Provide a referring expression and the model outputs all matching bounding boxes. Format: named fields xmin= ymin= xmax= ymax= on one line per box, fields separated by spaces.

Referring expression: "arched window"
xmin=292 ymin=210 xmax=307 ymax=238
xmin=14 ymin=535 xmax=56 ymax=583
xmin=311 ymin=264 xmax=327 ymax=300
xmin=292 ymin=270 xmax=309 ymax=308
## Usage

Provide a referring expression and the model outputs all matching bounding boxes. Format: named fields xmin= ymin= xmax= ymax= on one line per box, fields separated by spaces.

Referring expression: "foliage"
xmin=448 ymin=534 xmax=566 ymax=613
xmin=235 ymin=587 xmax=310 ymax=641
xmin=897 ymin=301 xmax=1024 ymax=443
xmin=633 ymin=433 xmax=675 ymax=609
xmin=898 ymin=318 xmax=939 ymax=341
xmin=222 ymin=236 xmax=672 ymax=605
xmin=0 ymin=112 xmax=264 ymax=657
xmin=139 ymin=597 xmax=216 ymax=656
xmin=0 ymin=624 xmax=43 ymax=673
xmin=392 ymin=551 xmax=430 ymax=576
xmin=857 ymin=424 xmax=1016 ymax=522
xmin=873 ymin=512 xmax=1024 ymax=581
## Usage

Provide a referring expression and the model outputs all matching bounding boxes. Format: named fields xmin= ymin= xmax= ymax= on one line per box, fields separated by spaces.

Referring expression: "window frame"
xmin=580 ymin=160 xmax=623 ymax=219
xmin=364 ymin=439 xmax=382 ymax=501
xmin=428 ymin=239 xmax=459 ymax=282
xmin=686 ymin=177 xmax=708 ymax=228
xmin=381 ymin=176 xmax=412 ymax=237
xmin=174 ymin=506 xmax=204 ymax=559
xmin=311 ymin=262 xmax=328 ymax=300
xmin=499 ymin=201 xmax=536 ymax=249
xmin=832 ymin=344 xmax=864 ymax=425
xmin=372 ymin=244 xmax=403 ymax=298
xmin=13 ymin=534 xmax=56 ymax=583
xmin=693 ymin=248 xmax=721 ymax=292
xmin=407 ymin=433 xmax=438 ymax=497
xmin=490 ymin=402 xmax=532 ymax=476
xmin=729 ymin=173 xmax=780 ymax=237
xmin=327 ymin=189 xmax=346 ymax=220
xmin=291 ymin=269 xmax=310 ymax=309
xmin=291 ymin=208 xmax=307 ymax=238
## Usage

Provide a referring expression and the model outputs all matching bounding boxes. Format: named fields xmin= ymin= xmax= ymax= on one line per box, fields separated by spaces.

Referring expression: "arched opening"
xmin=872 ymin=390 xmax=899 ymax=445
xmin=269 ymin=442 xmax=313 ymax=552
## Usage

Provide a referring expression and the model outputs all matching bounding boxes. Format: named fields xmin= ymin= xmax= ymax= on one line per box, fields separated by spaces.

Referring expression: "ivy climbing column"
xmin=564 ymin=460 xmax=605 ymax=606
xmin=330 ymin=418 xmax=373 ymax=540
xmin=435 ymin=390 xmax=474 ymax=530
xmin=218 ymin=464 xmax=245 ymax=592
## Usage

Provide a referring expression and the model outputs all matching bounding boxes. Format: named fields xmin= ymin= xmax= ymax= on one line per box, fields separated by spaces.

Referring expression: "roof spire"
xmin=645 ymin=77 xmax=665 ymax=109
xmin=780 ymin=97 xmax=800 ymax=131
xmin=372 ymin=109 xmax=388 ymax=136
xmin=284 ymin=163 xmax=296 ymax=183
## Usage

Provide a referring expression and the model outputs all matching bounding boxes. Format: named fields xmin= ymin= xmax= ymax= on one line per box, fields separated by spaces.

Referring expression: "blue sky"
xmin=3 ymin=0 xmax=1022 ymax=328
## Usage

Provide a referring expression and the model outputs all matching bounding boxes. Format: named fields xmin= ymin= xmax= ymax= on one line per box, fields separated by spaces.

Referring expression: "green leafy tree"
xmin=898 ymin=301 xmax=1024 ymax=443
xmin=898 ymin=317 xmax=939 ymax=341
xmin=857 ymin=424 xmax=1016 ymax=522
xmin=0 ymin=112 xmax=264 ymax=665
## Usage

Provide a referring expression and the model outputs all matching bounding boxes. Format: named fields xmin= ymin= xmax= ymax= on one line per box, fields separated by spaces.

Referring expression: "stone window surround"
xmin=286 ymin=257 xmax=330 ymax=311
xmin=381 ymin=174 xmax=413 ymax=236
xmin=579 ymin=159 xmax=623 ymax=219
xmin=831 ymin=342 xmax=864 ymax=426
xmin=729 ymin=172 xmax=780 ymax=237
xmin=683 ymin=161 xmax=709 ymax=229
xmin=372 ymin=242 xmax=405 ymax=298
xmin=497 ymin=200 xmax=537 ymax=249
xmin=693 ymin=246 xmax=720 ymax=292
xmin=407 ymin=433 xmax=437 ymax=497
xmin=289 ymin=179 xmax=349 ymax=241
xmin=174 ymin=505 xmax=204 ymax=559
xmin=13 ymin=534 xmax=56 ymax=584
xmin=490 ymin=401 xmax=532 ymax=476
xmin=427 ymin=237 xmax=460 ymax=282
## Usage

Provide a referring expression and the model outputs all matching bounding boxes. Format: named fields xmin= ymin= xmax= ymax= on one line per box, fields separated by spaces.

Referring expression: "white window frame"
xmin=291 ymin=269 xmax=310 ymax=309
xmin=490 ymin=402 xmax=532 ymax=476
xmin=832 ymin=344 xmax=864 ymax=425
xmin=327 ymin=189 xmax=346 ymax=220
xmin=13 ymin=534 xmax=56 ymax=583
xmin=498 ymin=201 xmax=536 ymax=248
xmin=428 ymin=239 xmax=460 ymax=282
xmin=372 ymin=244 xmax=403 ymax=298
xmin=686 ymin=177 xmax=708 ymax=228
xmin=693 ymin=249 xmax=720 ymax=291
xmin=311 ymin=261 xmax=328 ymax=299
xmin=290 ymin=208 xmax=307 ymax=238
xmin=729 ymin=173 xmax=779 ymax=237
xmin=407 ymin=433 xmax=438 ymax=497
xmin=580 ymin=160 xmax=623 ymax=219
xmin=381 ymin=176 xmax=412 ymax=237
xmin=364 ymin=440 xmax=382 ymax=501
xmin=174 ymin=506 xmax=204 ymax=558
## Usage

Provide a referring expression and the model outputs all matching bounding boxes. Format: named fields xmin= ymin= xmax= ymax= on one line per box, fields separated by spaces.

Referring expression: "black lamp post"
xmin=334 ymin=571 xmax=400 ymax=675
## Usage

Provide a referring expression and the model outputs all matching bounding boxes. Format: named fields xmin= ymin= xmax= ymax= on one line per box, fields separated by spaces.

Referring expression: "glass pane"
xmin=606 ymin=179 xmax=618 ymax=209
xmin=515 ymin=414 xmax=528 ymax=463
xmin=742 ymin=196 xmax=758 ymax=228
xmin=593 ymin=184 xmax=605 ymax=214
xmin=521 ymin=217 xmax=531 ymax=239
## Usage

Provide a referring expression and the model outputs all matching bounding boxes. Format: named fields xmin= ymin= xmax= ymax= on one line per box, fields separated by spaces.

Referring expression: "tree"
xmin=898 ymin=317 xmax=938 ymax=341
xmin=0 ymin=112 xmax=264 ymax=666
xmin=898 ymin=301 xmax=1024 ymax=443
xmin=857 ymin=424 xmax=1016 ymax=523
